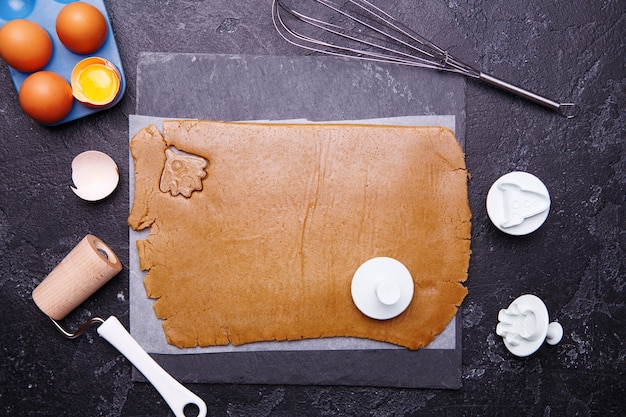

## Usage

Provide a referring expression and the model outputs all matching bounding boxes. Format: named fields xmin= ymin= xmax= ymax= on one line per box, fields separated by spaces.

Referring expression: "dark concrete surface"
xmin=1 ymin=0 xmax=624 ymax=416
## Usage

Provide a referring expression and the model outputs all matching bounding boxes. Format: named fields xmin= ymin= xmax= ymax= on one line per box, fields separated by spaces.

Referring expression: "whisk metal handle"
xmin=479 ymin=73 xmax=579 ymax=118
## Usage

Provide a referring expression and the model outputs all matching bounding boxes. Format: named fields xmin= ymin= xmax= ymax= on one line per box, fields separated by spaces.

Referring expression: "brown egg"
xmin=0 ymin=19 xmax=53 ymax=72
xmin=56 ymin=2 xmax=108 ymax=54
xmin=19 ymin=71 xmax=74 ymax=124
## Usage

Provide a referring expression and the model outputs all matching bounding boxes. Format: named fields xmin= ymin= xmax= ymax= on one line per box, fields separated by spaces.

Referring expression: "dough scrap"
xmin=128 ymin=120 xmax=471 ymax=350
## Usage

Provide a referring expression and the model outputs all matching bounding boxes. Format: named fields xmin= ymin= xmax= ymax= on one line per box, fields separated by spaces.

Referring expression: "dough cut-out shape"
xmin=159 ymin=148 xmax=208 ymax=197
xmin=128 ymin=120 xmax=471 ymax=350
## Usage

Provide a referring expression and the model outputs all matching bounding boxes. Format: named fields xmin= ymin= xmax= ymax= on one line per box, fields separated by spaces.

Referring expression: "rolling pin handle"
xmin=97 ymin=316 xmax=207 ymax=417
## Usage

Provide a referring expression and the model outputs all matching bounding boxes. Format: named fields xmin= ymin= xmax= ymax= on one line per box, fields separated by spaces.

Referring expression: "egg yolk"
xmin=77 ymin=65 xmax=118 ymax=103
xmin=71 ymin=58 xmax=121 ymax=107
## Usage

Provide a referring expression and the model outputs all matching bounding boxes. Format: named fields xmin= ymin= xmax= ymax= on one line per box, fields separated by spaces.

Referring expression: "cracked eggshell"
xmin=71 ymin=151 xmax=119 ymax=201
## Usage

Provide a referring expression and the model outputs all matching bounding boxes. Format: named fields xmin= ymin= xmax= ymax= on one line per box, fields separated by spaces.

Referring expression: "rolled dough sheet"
xmin=129 ymin=114 xmax=462 ymax=353
xmin=130 ymin=53 xmax=467 ymax=387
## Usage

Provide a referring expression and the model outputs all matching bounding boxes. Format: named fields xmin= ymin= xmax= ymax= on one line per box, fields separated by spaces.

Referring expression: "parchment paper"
xmin=130 ymin=53 xmax=466 ymax=388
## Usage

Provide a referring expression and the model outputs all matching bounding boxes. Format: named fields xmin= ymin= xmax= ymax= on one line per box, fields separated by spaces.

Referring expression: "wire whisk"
xmin=272 ymin=0 xmax=578 ymax=118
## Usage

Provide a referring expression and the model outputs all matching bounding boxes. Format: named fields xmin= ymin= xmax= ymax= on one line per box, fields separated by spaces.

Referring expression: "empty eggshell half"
xmin=71 ymin=150 xmax=119 ymax=201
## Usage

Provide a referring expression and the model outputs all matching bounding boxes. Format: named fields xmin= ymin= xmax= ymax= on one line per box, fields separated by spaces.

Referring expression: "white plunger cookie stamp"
xmin=496 ymin=294 xmax=563 ymax=357
xmin=486 ymin=171 xmax=551 ymax=235
xmin=351 ymin=257 xmax=414 ymax=320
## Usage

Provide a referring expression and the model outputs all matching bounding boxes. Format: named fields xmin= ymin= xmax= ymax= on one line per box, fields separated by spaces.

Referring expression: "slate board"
xmin=131 ymin=52 xmax=467 ymax=388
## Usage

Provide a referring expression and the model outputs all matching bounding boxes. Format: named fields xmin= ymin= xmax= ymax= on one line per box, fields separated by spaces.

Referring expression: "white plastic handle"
xmin=97 ymin=316 xmax=207 ymax=417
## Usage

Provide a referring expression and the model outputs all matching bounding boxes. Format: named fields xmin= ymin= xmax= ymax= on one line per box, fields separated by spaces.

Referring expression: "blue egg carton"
xmin=0 ymin=0 xmax=125 ymax=126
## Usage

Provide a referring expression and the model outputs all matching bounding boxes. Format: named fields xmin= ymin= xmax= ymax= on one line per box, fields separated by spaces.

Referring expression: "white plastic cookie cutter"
xmin=486 ymin=171 xmax=551 ymax=235
xmin=496 ymin=294 xmax=563 ymax=357
xmin=351 ymin=257 xmax=414 ymax=320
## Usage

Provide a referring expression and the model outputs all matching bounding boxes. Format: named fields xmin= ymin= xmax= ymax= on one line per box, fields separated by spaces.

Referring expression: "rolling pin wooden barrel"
xmin=32 ymin=234 xmax=122 ymax=320
xmin=32 ymin=234 xmax=207 ymax=417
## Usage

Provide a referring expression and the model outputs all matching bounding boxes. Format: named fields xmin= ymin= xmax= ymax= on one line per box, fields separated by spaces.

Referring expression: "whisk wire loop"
xmin=273 ymin=0 xmax=480 ymax=75
xmin=272 ymin=0 xmax=577 ymax=117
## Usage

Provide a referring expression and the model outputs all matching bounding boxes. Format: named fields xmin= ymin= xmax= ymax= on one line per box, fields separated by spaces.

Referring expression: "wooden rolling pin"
xmin=31 ymin=234 xmax=207 ymax=417
xmin=32 ymin=234 xmax=122 ymax=320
